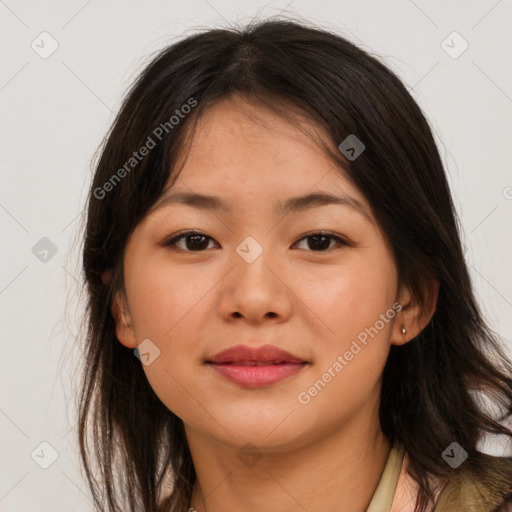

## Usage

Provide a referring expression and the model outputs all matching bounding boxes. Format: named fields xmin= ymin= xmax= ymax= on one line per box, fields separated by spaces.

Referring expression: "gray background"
xmin=1 ymin=0 xmax=511 ymax=510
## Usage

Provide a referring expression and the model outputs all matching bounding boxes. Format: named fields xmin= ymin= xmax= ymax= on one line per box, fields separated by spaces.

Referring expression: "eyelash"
xmin=161 ymin=230 xmax=350 ymax=252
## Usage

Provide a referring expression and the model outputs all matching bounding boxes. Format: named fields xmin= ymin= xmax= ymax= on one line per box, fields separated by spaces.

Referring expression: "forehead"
xmin=168 ymin=96 xmax=364 ymax=204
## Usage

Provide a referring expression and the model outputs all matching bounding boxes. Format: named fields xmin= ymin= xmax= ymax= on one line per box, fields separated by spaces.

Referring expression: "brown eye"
xmin=162 ymin=231 xmax=348 ymax=253
xmin=163 ymin=231 xmax=217 ymax=251
xmin=294 ymin=233 xmax=348 ymax=252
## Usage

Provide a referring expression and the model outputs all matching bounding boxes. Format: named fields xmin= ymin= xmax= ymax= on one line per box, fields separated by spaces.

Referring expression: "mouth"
xmin=206 ymin=344 xmax=310 ymax=387
xmin=207 ymin=361 xmax=309 ymax=387
xmin=212 ymin=361 xmax=300 ymax=366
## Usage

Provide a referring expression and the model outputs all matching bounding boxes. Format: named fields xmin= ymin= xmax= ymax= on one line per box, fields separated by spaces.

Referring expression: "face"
xmin=114 ymin=95 xmax=412 ymax=452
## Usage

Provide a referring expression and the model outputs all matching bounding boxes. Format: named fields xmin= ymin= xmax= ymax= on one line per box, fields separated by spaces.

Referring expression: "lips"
xmin=207 ymin=344 xmax=307 ymax=365
xmin=206 ymin=344 xmax=309 ymax=387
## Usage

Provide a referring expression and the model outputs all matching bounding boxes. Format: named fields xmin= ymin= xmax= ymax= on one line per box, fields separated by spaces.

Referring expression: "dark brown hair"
xmin=77 ymin=16 xmax=512 ymax=512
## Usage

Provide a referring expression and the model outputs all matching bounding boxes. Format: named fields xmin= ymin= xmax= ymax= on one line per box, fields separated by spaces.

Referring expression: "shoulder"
xmin=435 ymin=453 xmax=512 ymax=512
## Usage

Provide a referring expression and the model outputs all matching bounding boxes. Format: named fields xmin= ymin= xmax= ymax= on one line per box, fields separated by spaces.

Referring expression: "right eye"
xmin=162 ymin=231 xmax=219 ymax=252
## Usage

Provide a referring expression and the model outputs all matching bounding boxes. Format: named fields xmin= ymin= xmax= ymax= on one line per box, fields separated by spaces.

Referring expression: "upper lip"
xmin=207 ymin=344 xmax=307 ymax=364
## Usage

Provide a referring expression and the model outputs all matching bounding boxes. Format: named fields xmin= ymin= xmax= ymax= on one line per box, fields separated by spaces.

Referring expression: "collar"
xmin=366 ymin=441 xmax=407 ymax=512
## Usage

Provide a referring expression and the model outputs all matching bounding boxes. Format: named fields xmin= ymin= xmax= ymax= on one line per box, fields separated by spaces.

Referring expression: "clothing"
xmin=366 ymin=441 xmax=428 ymax=512
xmin=178 ymin=441 xmax=512 ymax=511
xmin=367 ymin=442 xmax=512 ymax=512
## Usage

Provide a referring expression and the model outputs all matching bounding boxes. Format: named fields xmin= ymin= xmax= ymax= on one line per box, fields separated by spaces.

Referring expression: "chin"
xmin=208 ymin=411 xmax=315 ymax=451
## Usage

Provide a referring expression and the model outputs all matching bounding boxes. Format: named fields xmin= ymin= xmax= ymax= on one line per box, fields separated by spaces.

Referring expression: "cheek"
xmin=296 ymin=256 xmax=397 ymax=345
xmin=125 ymin=258 xmax=215 ymax=421
xmin=293 ymin=268 xmax=396 ymax=420
xmin=294 ymin=255 xmax=398 ymax=411
xmin=124 ymin=254 xmax=214 ymax=342
xmin=123 ymin=252 xmax=222 ymax=410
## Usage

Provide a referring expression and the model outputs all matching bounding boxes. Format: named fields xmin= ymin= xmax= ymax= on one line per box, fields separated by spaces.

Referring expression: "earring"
xmin=400 ymin=325 xmax=407 ymax=335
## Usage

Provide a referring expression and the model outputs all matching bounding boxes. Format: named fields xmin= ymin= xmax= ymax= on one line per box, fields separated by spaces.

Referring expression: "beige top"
xmin=366 ymin=441 xmax=406 ymax=511
xmin=366 ymin=441 xmax=435 ymax=512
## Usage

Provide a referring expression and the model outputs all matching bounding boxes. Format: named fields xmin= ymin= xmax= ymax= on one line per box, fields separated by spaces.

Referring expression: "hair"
xmin=77 ymin=16 xmax=512 ymax=512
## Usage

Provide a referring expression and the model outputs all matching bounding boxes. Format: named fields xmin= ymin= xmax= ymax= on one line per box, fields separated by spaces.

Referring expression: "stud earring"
xmin=400 ymin=325 xmax=407 ymax=335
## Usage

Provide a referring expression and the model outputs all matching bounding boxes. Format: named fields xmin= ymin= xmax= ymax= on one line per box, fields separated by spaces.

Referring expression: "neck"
xmin=186 ymin=405 xmax=391 ymax=512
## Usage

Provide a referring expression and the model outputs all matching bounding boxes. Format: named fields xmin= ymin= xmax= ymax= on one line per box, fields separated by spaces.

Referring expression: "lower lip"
xmin=208 ymin=362 xmax=307 ymax=387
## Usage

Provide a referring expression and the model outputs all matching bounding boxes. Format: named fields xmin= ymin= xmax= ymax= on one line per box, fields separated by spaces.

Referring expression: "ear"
xmin=111 ymin=291 xmax=138 ymax=349
xmin=391 ymin=280 xmax=439 ymax=346
xmin=101 ymin=270 xmax=111 ymax=285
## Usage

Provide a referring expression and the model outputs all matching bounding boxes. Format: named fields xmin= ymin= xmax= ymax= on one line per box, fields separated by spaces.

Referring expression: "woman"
xmin=77 ymin=17 xmax=512 ymax=511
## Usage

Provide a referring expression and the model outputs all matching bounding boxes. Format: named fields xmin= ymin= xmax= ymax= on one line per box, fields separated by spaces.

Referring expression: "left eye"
xmin=293 ymin=233 xmax=348 ymax=252
xmin=162 ymin=231 xmax=348 ymax=252
xmin=163 ymin=232 xmax=218 ymax=251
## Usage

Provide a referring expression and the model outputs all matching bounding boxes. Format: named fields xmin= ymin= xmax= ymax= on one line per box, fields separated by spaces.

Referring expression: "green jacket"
xmin=434 ymin=452 xmax=512 ymax=511
xmin=367 ymin=442 xmax=512 ymax=511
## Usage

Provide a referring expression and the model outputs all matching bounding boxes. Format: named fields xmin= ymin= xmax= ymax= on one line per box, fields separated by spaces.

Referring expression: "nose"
xmin=217 ymin=239 xmax=293 ymax=325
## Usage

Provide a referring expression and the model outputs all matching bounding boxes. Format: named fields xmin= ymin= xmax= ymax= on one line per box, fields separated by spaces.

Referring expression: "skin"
xmin=113 ymin=94 xmax=437 ymax=511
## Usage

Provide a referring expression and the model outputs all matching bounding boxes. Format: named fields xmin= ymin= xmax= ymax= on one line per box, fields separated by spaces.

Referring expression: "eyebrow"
xmin=150 ymin=191 xmax=372 ymax=222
